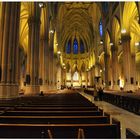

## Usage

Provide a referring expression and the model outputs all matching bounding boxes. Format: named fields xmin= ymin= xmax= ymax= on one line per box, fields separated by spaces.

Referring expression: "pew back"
xmin=0 ymin=123 xmax=120 ymax=138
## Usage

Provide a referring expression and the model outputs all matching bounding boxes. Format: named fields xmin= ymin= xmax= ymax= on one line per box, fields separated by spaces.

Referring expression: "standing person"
xmin=99 ymin=87 xmax=103 ymax=101
xmin=94 ymin=86 xmax=98 ymax=101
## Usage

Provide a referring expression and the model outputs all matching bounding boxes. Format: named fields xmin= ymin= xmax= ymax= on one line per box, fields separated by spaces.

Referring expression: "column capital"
xmin=131 ymin=54 xmax=136 ymax=57
xmin=111 ymin=45 xmax=118 ymax=52
xmin=28 ymin=17 xmax=41 ymax=26
xmin=40 ymin=36 xmax=48 ymax=42
xmin=104 ymin=52 xmax=110 ymax=58
xmin=121 ymin=35 xmax=131 ymax=43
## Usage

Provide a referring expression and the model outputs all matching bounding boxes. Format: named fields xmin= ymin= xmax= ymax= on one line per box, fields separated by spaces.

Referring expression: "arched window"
xmin=73 ymin=71 xmax=79 ymax=81
xmin=80 ymin=40 xmax=85 ymax=53
xmin=99 ymin=19 xmax=103 ymax=37
xmin=66 ymin=40 xmax=71 ymax=54
xmin=73 ymin=38 xmax=78 ymax=54
xmin=102 ymin=2 xmax=109 ymax=14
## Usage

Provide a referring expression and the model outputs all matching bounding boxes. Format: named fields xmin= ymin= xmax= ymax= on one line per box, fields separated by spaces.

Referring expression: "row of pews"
xmin=0 ymin=92 xmax=121 ymax=138
xmin=103 ymin=91 xmax=140 ymax=115
xmin=84 ymin=89 xmax=94 ymax=96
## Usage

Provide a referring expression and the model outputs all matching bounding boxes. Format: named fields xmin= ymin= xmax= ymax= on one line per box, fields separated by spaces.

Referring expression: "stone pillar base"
xmin=112 ymin=85 xmax=120 ymax=91
xmin=104 ymin=86 xmax=109 ymax=90
xmin=25 ymin=85 xmax=40 ymax=95
xmin=124 ymin=84 xmax=136 ymax=91
xmin=0 ymin=84 xmax=19 ymax=99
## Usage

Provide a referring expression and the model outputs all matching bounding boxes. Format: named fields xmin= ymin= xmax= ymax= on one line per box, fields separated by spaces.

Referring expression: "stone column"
xmin=0 ymin=2 xmax=20 ymax=98
xmin=48 ymin=30 xmax=54 ymax=89
xmin=61 ymin=68 xmax=64 ymax=87
xmin=85 ymin=71 xmax=88 ymax=87
xmin=79 ymin=72 xmax=82 ymax=87
xmin=111 ymin=46 xmax=120 ymax=90
xmin=104 ymin=53 xmax=110 ymax=89
xmin=131 ymin=54 xmax=137 ymax=90
xmin=39 ymin=39 xmax=43 ymax=84
xmin=88 ymin=70 xmax=91 ymax=86
xmin=71 ymin=72 xmax=73 ymax=87
xmin=52 ymin=57 xmax=57 ymax=89
xmin=25 ymin=3 xmax=41 ymax=94
xmin=90 ymin=67 xmax=94 ymax=87
xmin=91 ymin=67 xmax=95 ymax=86
xmin=39 ymin=38 xmax=49 ymax=92
xmin=48 ymin=49 xmax=51 ymax=89
xmin=62 ymin=68 xmax=66 ymax=87
xmin=122 ymin=35 xmax=134 ymax=90
xmin=56 ymin=64 xmax=61 ymax=89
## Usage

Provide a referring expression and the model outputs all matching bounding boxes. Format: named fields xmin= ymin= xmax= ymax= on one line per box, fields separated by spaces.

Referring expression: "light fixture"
xmin=56 ymin=43 xmax=58 ymax=46
xmin=100 ymin=40 xmax=103 ymax=45
xmin=119 ymin=39 xmax=122 ymax=45
xmin=121 ymin=29 xmax=126 ymax=34
xmin=110 ymin=42 xmax=113 ymax=46
xmin=135 ymin=42 xmax=139 ymax=47
xmin=57 ymin=51 xmax=61 ymax=54
xmin=63 ymin=67 xmax=66 ymax=69
xmin=49 ymin=30 xmax=54 ymax=34
xmin=62 ymin=63 xmax=65 ymax=66
xmin=100 ymin=69 xmax=102 ymax=73
xmin=86 ymin=68 xmax=89 ymax=71
xmin=39 ymin=3 xmax=44 ymax=8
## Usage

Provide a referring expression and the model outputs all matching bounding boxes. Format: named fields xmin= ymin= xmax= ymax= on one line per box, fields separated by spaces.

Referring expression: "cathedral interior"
xmin=0 ymin=2 xmax=140 ymax=139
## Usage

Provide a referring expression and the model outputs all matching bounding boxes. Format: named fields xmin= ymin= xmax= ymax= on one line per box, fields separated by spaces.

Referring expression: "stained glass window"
xmin=80 ymin=40 xmax=85 ymax=53
xmin=66 ymin=40 xmax=71 ymax=54
xmin=99 ymin=19 xmax=103 ymax=37
xmin=102 ymin=2 xmax=109 ymax=14
xmin=73 ymin=38 xmax=78 ymax=54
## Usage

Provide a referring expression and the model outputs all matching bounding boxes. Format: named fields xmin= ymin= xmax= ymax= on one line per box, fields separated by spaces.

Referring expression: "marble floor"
xmin=80 ymin=91 xmax=140 ymax=139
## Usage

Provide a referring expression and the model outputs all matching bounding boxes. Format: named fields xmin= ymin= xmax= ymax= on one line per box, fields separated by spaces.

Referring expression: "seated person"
xmin=40 ymin=91 xmax=44 ymax=96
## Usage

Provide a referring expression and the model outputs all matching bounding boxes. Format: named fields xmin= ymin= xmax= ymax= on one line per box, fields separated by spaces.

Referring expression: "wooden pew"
xmin=103 ymin=92 xmax=140 ymax=115
xmin=84 ymin=89 xmax=94 ymax=96
xmin=0 ymin=115 xmax=110 ymax=124
xmin=1 ymin=110 xmax=103 ymax=116
xmin=0 ymin=93 xmax=95 ymax=107
xmin=0 ymin=123 xmax=120 ymax=138
xmin=112 ymin=118 xmax=121 ymax=138
xmin=13 ymin=106 xmax=98 ymax=111
xmin=15 ymin=93 xmax=95 ymax=107
xmin=104 ymin=112 xmax=110 ymax=123
xmin=126 ymin=128 xmax=140 ymax=139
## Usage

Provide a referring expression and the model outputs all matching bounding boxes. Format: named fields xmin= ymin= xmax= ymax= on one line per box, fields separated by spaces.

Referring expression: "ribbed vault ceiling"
xmin=56 ymin=2 xmax=100 ymax=52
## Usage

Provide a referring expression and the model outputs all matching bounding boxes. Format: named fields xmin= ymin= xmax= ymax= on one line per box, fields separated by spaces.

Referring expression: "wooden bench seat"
xmin=0 ymin=93 xmax=95 ymax=107
xmin=0 ymin=123 xmax=120 ymax=138
xmin=1 ymin=110 xmax=102 ymax=116
xmin=14 ymin=93 xmax=94 ymax=106
xmin=13 ymin=106 xmax=98 ymax=111
xmin=126 ymin=128 xmax=140 ymax=139
xmin=84 ymin=89 xmax=94 ymax=96
xmin=103 ymin=92 xmax=140 ymax=115
xmin=0 ymin=115 xmax=110 ymax=124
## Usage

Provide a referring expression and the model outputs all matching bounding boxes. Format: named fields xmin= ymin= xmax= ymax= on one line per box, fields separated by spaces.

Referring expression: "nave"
xmin=0 ymin=2 xmax=140 ymax=139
